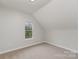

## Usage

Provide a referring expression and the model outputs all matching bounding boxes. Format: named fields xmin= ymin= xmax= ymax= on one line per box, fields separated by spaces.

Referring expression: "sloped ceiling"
xmin=0 ymin=0 xmax=78 ymax=31
xmin=0 ymin=0 xmax=51 ymax=13
xmin=34 ymin=0 xmax=78 ymax=30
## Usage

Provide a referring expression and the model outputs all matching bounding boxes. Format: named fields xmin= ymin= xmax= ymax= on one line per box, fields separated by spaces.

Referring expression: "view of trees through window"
xmin=25 ymin=21 xmax=32 ymax=38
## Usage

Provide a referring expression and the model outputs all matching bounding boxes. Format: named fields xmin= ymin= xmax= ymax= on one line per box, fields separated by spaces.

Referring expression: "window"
xmin=25 ymin=21 xmax=32 ymax=38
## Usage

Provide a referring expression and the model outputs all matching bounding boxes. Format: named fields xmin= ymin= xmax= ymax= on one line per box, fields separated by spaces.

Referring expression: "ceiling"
xmin=0 ymin=0 xmax=78 ymax=31
xmin=0 ymin=0 xmax=51 ymax=13
xmin=34 ymin=0 xmax=78 ymax=30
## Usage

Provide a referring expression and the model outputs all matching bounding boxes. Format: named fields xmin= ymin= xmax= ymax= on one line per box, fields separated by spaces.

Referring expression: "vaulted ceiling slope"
xmin=34 ymin=0 xmax=78 ymax=30
xmin=0 ymin=0 xmax=51 ymax=13
xmin=0 ymin=0 xmax=78 ymax=31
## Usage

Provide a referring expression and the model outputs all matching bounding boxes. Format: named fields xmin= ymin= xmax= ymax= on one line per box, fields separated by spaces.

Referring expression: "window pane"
xmin=25 ymin=21 xmax=32 ymax=39
xmin=25 ymin=31 xmax=32 ymax=38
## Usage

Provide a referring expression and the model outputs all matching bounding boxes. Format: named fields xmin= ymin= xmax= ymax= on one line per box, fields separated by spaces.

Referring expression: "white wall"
xmin=34 ymin=0 xmax=78 ymax=30
xmin=46 ymin=29 xmax=78 ymax=52
xmin=34 ymin=0 xmax=78 ymax=53
xmin=0 ymin=7 xmax=44 ymax=53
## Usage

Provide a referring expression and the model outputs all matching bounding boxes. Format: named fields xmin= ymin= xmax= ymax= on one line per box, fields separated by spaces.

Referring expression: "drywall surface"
xmin=46 ymin=29 xmax=78 ymax=52
xmin=34 ymin=0 xmax=77 ymax=30
xmin=0 ymin=7 xmax=44 ymax=53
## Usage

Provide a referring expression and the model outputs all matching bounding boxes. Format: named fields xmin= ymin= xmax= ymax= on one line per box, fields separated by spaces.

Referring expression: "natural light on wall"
xmin=25 ymin=20 xmax=32 ymax=39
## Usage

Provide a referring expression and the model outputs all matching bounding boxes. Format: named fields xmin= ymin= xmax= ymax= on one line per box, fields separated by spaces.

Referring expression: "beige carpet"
xmin=0 ymin=43 xmax=77 ymax=59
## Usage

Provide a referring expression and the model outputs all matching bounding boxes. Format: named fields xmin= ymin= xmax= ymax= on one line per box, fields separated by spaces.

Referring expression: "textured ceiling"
xmin=0 ymin=0 xmax=51 ymax=13
xmin=34 ymin=0 xmax=78 ymax=30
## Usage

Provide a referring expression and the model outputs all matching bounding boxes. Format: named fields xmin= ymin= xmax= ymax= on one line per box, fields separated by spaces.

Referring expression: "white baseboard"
xmin=0 ymin=41 xmax=44 ymax=55
xmin=0 ymin=41 xmax=77 ymax=55
xmin=45 ymin=41 xmax=77 ymax=53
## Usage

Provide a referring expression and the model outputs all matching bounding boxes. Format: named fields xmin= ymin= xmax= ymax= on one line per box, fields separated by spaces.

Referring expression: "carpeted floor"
xmin=0 ymin=43 xmax=78 ymax=59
